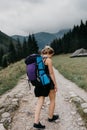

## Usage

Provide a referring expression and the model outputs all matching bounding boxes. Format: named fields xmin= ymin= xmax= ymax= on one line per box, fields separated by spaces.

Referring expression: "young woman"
xmin=33 ymin=46 xmax=59 ymax=129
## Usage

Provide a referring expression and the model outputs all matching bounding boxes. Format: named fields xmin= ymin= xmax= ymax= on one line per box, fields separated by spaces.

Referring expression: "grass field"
xmin=0 ymin=60 xmax=26 ymax=95
xmin=53 ymin=54 xmax=87 ymax=91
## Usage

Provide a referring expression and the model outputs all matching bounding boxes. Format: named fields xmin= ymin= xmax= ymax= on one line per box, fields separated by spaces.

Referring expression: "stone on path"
xmin=81 ymin=103 xmax=87 ymax=109
xmin=83 ymin=109 xmax=87 ymax=114
xmin=0 ymin=124 xmax=6 ymax=130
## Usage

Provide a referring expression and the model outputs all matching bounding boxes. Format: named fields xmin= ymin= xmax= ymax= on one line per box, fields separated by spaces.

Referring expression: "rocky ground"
xmin=0 ymin=68 xmax=87 ymax=130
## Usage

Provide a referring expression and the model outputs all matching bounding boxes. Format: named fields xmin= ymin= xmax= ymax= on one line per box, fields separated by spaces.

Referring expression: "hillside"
xmin=12 ymin=29 xmax=70 ymax=49
xmin=54 ymin=29 xmax=70 ymax=38
xmin=0 ymin=31 xmax=17 ymax=51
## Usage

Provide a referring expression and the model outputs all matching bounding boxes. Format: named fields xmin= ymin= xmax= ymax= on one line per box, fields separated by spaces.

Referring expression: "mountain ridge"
xmin=12 ymin=29 xmax=70 ymax=49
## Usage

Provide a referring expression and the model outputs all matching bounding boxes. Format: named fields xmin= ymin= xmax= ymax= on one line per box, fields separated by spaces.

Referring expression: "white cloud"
xmin=0 ymin=0 xmax=87 ymax=35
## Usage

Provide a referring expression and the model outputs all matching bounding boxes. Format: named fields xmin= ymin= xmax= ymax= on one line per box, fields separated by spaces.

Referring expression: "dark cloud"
xmin=0 ymin=0 xmax=87 ymax=35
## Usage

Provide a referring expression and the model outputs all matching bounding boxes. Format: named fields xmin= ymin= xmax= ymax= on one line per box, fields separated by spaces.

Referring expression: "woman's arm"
xmin=46 ymin=58 xmax=57 ymax=92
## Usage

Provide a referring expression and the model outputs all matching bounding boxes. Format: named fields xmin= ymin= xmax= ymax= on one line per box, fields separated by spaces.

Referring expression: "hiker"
xmin=33 ymin=46 xmax=59 ymax=129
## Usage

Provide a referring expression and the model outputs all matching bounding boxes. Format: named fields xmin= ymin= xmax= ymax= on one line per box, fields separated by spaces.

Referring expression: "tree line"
xmin=51 ymin=20 xmax=87 ymax=54
xmin=0 ymin=34 xmax=39 ymax=68
xmin=0 ymin=20 xmax=87 ymax=68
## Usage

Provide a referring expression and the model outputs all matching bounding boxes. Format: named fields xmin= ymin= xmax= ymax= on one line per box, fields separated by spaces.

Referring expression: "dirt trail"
xmin=0 ymin=69 xmax=87 ymax=130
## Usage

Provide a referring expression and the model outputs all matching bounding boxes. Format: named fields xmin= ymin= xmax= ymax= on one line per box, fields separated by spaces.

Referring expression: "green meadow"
xmin=53 ymin=54 xmax=87 ymax=91
xmin=0 ymin=60 xmax=26 ymax=95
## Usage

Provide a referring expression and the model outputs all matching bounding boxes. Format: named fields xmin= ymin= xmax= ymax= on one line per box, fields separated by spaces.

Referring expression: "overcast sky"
xmin=0 ymin=0 xmax=87 ymax=36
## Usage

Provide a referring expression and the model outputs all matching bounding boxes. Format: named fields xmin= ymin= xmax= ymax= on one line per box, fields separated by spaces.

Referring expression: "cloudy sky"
xmin=0 ymin=0 xmax=87 ymax=36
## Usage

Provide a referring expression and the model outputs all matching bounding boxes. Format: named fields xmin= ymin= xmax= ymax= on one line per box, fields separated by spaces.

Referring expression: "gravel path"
xmin=0 ymin=69 xmax=87 ymax=130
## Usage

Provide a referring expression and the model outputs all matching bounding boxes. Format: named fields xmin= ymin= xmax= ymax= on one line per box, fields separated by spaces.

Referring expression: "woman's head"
xmin=41 ymin=46 xmax=54 ymax=56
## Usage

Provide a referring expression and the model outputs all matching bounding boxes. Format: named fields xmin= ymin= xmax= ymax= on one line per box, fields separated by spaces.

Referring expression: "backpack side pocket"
xmin=40 ymin=74 xmax=50 ymax=86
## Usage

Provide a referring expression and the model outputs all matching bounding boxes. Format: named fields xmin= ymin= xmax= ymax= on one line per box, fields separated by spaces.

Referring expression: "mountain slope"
xmin=54 ymin=29 xmax=70 ymax=38
xmin=0 ymin=31 xmax=17 ymax=51
xmin=12 ymin=35 xmax=25 ymax=44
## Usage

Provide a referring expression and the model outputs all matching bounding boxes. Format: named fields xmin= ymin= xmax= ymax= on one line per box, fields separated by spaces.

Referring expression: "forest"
xmin=0 ymin=34 xmax=38 ymax=68
xmin=51 ymin=20 xmax=87 ymax=54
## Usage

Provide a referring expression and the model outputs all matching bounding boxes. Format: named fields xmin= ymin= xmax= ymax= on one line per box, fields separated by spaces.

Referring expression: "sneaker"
xmin=48 ymin=115 xmax=59 ymax=122
xmin=33 ymin=122 xmax=45 ymax=129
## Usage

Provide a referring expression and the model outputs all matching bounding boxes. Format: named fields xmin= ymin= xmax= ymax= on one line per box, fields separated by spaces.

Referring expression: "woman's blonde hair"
xmin=41 ymin=45 xmax=54 ymax=55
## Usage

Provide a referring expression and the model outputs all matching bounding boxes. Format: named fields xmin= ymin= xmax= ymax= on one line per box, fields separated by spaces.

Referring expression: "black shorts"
xmin=31 ymin=79 xmax=54 ymax=97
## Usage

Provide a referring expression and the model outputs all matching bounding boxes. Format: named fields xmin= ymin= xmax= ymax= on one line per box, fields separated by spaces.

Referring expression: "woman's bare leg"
xmin=48 ymin=90 xmax=56 ymax=118
xmin=34 ymin=96 xmax=45 ymax=124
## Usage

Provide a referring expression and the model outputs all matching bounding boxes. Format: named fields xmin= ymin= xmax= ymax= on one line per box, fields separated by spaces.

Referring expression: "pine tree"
xmin=2 ymin=55 xmax=8 ymax=68
xmin=32 ymin=34 xmax=39 ymax=53
xmin=27 ymin=34 xmax=39 ymax=55
xmin=27 ymin=34 xmax=32 ymax=55
xmin=22 ymin=37 xmax=28 ymax=58
xmin=0 ymin=47 xmax=4 ymax=66
xmin=8 ymin=39 xmax=16 ymax=63
xmin=16 ymin=38 xmax=23 ymax=61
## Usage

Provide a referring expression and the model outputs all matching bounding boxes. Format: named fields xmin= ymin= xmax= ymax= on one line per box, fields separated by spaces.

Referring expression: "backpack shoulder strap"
xmin=43 ymin=56 xmax=48 ymax=64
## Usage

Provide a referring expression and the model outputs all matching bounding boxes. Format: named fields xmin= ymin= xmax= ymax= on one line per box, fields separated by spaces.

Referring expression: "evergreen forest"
xmin=51 ymin=20 xmax=87 ymax=54
xmin=0 ymin=34 xmax=38 ymax=68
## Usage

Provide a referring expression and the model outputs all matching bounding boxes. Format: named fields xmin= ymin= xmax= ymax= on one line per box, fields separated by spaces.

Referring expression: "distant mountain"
xmin=34 ymin=32 xmax=56 ymax=49
xmin=12 ymin=29 xmax=70 ymax=49
xmin=54 ymin=29 xmax=70 ymax=38
xmin=12 ymin=32 xmax=56 ymax=49
xmin=34 ymin=29 xmax=70 ymax=49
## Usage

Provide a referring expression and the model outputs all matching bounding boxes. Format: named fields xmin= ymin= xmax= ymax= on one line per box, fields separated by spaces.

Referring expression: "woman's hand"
xmin=54 ymin=84 xmax=58 ymax=92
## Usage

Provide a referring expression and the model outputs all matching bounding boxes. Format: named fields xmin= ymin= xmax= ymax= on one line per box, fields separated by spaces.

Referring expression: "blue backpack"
xmin=25 ymin=54 xmax=50 ymax=87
